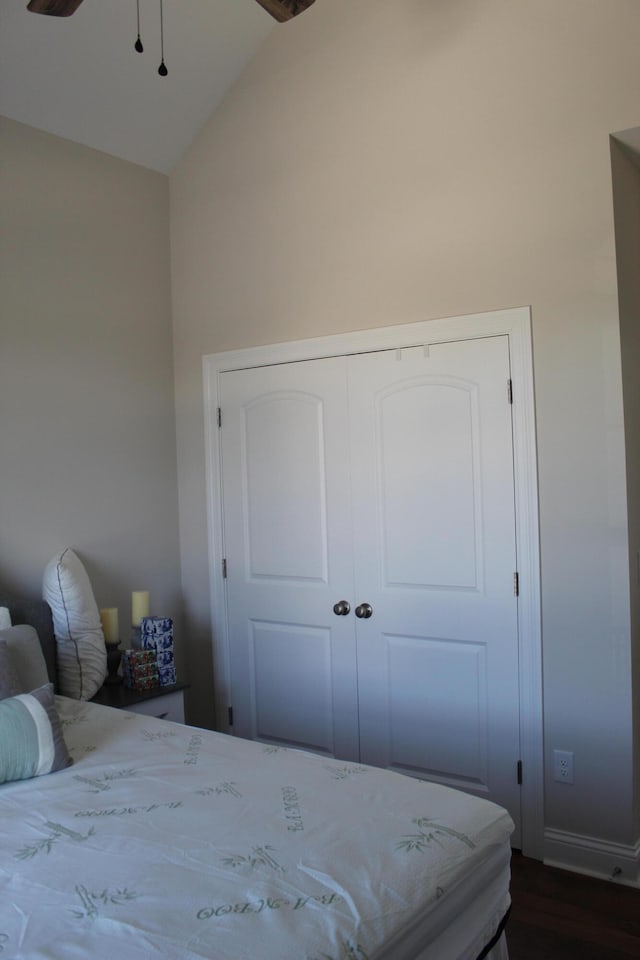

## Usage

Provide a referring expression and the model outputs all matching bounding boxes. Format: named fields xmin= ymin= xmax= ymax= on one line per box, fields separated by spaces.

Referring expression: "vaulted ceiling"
xmin=0 ymin=0 xmax=283 ymax=172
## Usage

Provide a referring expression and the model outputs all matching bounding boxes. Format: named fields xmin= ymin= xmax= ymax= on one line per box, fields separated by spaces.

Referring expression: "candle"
xmin=131 ymin=590 xmax=150 ymax=626
xmin=100 ymin=607 xmax=119 ymax=645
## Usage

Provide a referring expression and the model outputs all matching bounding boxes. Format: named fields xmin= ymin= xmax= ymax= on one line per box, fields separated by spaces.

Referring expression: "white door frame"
xmin=204 ymin=306 xmax=543 ymax=859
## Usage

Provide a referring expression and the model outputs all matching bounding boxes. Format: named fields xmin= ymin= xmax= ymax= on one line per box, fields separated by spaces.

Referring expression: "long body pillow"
xmin=42 ymin=548 xmax=107 ymax=700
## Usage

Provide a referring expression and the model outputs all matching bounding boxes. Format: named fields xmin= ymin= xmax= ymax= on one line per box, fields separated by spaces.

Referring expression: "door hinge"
xmin=217 ymin=406 xmax=222 ymax=428
xmin=228 ymin=706 xmax=233 ymax=727
xmin=517 ymin=760 xmax=523 ymax=785
xmin=507 ymin=379 xmax=513 ymax=404
xmin=513 ymin=571 xmax=519 ymax=596
xmin=222 ymin=558 xmax=228 ymax=579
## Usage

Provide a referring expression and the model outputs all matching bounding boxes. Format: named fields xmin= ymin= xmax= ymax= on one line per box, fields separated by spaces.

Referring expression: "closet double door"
xmin=219 ymin=335 xmax=521 ymax=839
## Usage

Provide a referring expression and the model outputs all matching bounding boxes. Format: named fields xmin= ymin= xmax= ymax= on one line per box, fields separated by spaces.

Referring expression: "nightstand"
xmin=91 ymin=681 xmax=189 ymax=724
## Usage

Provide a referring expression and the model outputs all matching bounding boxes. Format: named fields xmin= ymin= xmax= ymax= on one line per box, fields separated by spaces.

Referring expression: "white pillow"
xmin=0 ymin=607 xmax=11 ymax=630
xmin=42 ymin=548 xmax=107 ymax=700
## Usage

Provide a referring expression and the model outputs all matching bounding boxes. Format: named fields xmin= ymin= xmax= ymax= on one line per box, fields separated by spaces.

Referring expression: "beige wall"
xmin=611 ymin=136 xmax=640 ymax=840
xmin=0 ymin=118 xmax=183 ymax=675
xmin=170 ymin=0 xmax=640 ymax=856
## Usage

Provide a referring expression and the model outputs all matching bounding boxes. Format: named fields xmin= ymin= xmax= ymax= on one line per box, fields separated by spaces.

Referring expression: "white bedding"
xmin=0 ymin=698 xmax=514 ymax=959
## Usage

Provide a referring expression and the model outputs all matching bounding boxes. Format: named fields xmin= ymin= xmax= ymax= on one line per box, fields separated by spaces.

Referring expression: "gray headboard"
xmin=0 ymin=596 xmax=57 ymax=690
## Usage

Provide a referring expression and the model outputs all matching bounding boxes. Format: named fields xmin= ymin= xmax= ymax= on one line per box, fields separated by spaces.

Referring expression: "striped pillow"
xmin=0 ymin=683 xmax=72 ymax=784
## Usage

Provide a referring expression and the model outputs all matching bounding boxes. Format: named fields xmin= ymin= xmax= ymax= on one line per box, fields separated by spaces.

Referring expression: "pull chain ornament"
xmin=134 ymin=0 xmax=143 ymax=52
xmin=158 ymin=0 xmax=168 ymax=76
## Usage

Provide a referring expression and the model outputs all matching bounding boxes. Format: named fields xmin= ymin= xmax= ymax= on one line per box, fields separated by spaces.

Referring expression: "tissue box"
xmin=140 ymin=617 xmax=176 ymax=686
xmin=122 ymin=649 xmax=159 ymax=690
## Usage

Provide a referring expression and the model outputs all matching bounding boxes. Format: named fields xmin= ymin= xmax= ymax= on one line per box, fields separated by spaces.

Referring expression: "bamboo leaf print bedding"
xmin=0 ymin=698 xmax=513 ymax=959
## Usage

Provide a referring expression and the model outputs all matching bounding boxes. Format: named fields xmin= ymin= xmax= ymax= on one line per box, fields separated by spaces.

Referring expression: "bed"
xmin=0 ymin=598 xmax=513 ymax=960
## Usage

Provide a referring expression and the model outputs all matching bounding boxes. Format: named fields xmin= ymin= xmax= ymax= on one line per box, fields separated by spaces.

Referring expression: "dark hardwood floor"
xmin=507 ymin=852 xmax=640 ymax=958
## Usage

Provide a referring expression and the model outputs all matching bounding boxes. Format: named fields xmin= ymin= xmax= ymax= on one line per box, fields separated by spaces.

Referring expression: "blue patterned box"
xmin=140 ymin=617 xmax=173 ymax=650
xmin=156 ymin=648 xmax=176 ymax=686
xmin=140 ymin=617 xmax=176 ymax=686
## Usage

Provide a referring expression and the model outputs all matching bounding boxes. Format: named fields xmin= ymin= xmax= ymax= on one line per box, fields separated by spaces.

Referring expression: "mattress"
xmin=0 ymin=698 xmax=514 ymax=959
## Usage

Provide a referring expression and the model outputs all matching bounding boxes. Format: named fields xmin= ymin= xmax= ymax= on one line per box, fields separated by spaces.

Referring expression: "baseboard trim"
xmin=544 ymin=828 xmax=640 ymax=887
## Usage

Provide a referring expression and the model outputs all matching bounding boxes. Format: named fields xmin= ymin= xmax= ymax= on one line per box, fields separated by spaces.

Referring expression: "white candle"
xmin=131 ymin=590 xmax=150 ymax=626
xmin=100 ymin=607 xmax=119 ymax=645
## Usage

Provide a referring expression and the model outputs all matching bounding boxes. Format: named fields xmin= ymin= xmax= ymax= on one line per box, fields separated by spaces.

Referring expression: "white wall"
xmin=0 ymin=118 xmax=184 ymax=676
xmin=170 ymin=0 xmax=640 ymax=871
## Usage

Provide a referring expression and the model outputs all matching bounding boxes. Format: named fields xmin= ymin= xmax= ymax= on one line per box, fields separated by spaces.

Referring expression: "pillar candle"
xmin=100 ymin=607 xmax=119 ymax=645
xmin=131 ymin=590 xmax=150 ymax=626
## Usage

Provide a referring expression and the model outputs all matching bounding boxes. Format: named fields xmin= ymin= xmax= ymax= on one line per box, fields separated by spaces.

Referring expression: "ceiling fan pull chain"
xmin=134 ymin=0 xmax=143 ymax=53
xmin=158 ymin=0 xmax=168 ymax=76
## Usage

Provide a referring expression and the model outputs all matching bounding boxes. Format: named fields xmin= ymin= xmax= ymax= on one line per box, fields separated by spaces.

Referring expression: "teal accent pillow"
xmin=0 ymin=683 xmax=72 ymax=784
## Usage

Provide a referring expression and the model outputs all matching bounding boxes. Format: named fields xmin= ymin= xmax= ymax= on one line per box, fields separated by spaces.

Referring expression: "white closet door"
xmin=219 ymin=335 xmax=521 ymax=842
xmin=220 ymin=357 xmax=359 ymax=759
xmin=349 ymin=336 xmax=521 ymax=844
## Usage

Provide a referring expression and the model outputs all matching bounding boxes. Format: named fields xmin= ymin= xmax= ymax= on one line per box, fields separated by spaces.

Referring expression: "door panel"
xmin=349 ymin=337 xmax=521 ymax=844
xmin=378 ymin=378 xmax=480 ymax=589
xmin=244 ymin=394 xmax=328 ymax=582
xmin=251 ymin=620 xmax=334 ymax=752
xmin=383 ymin=633 xmax=488 ymax=785
xmin=220 ymin=358 xmax=359 ymax=759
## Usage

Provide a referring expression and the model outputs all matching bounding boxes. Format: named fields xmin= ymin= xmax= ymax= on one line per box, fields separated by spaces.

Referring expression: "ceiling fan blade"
xmin=27 ymin=0 xmax=84 ymax=15
xmin=254 ymin=0 xmax=316 ymax=23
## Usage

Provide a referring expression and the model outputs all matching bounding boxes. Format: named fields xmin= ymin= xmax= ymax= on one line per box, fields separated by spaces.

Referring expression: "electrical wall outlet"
xmin=553 ymin=749 xmax=574 ymax=784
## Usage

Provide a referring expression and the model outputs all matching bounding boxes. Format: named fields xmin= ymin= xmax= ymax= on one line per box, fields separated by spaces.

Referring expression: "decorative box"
xmin=140 ymin=617 xmax=176 ymax=686
xmin=140 ymin=617 xmax=173 ymax=650
xmin=122 ymin=649 xmax=159 ymax=691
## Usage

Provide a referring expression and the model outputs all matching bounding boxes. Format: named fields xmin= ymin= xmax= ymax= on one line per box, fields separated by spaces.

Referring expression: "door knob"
xmin=333 ymin=600 xmax=351 ymax=616
xmin=355 ymin=603 xmax=373 ymax=619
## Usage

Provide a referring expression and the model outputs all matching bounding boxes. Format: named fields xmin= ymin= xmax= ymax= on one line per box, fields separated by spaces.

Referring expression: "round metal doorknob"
xmin=355 ymin=603 xmax=373 ymax=619
xmin=333 ymin=600 xmax=351 ymax=616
